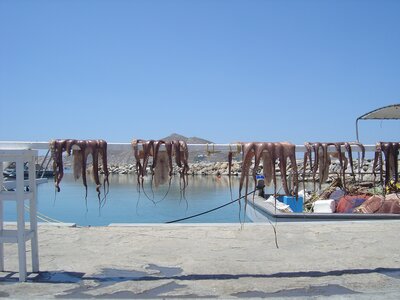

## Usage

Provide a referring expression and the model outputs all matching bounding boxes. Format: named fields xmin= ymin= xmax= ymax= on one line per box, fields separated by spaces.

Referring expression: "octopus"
xmin=131 ymin=139 xmax=189 ymax=199
xmin=237 ymin=142 xmax=298 ymax=202
xmin=50 ymin=139 xmax=109 ymax=200
xmin=303 ymin=142 xmax=365 ymax=190
xmin=372 ymin=142 xmax=400 ymax=188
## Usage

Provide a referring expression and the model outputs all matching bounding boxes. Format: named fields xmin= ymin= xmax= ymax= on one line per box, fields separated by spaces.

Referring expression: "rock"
xmin=220 ymin=162 xmax=228 ymax=169
xmin=363 ymin=174 xmax=375 ymax=182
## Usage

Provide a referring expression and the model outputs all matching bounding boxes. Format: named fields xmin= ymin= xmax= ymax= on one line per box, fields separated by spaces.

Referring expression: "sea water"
xmin=3 ymin=174 xmax=254 ymax=226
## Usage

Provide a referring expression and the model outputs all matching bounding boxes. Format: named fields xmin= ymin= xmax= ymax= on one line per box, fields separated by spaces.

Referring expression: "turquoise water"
xmin=4 ymin=174 xmax=252 ymax=226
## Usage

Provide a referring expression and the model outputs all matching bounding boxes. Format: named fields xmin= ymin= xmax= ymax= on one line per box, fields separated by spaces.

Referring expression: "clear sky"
xmin=1 ymin=0 xmax=399 ymax=145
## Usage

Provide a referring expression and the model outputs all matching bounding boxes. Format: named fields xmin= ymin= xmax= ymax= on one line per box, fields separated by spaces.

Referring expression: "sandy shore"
xmin=1 ymin=222 xmax=400 ymax=298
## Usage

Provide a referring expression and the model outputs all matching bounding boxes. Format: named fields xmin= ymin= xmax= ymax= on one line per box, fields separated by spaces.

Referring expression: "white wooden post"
xmin=28 ymin=157 xmax=39 ymax=272
xmin=16 ymin=157 xmax=27 ymax=281
xmin=0 ymin=150 xmax=39 ymax=281
xmin=0 ymin=161 xmax=3 ymax=271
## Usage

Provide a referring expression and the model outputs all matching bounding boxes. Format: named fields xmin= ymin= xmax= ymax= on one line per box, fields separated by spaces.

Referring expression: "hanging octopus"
xmin=50 ymin=139 xmax=109 ymax=199
xmin=372 ymin=142 xmax=400 ymax=188
xmin=131 ymin=139 xmax=189 ymax=197
xmin=303 ymin=142 xmax=365 ymax=190
xmin=237 ymin=142 xmax=298 ymax=202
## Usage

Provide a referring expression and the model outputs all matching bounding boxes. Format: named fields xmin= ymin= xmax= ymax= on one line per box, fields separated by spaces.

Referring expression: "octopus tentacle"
xmin=306 ymin=142 xmax=332 ymax=189
xmin=131 ymin=139 xmax=190 ymax=200
xmin=179 ymin=140 xmax=190 ymax=192
xmin=72 ymin=149 xmax=82 ymax=180
xmin=238 ymin=142 xmax=251 ymax=217
xmin=309 ymin=143 xmax=320 ymax=189
xmin=152 ymin=140 xmax=168 ymax=188
xmin=379 ymin=142 xmax=400 ymax=187
xmin=142 ymin=140 xmax=156 ymax=201
xmin=343 ymin=142 xmax=353 ymax=176
xmin=152 ymin=140 xmax=164 ymax=170
xmin=357 ymin=142 xmax=366 ymax=170
xmin=382 ymin=142 xmax=392 ymax=186
xmin=165 ymin=142 xmax=174 ymax=177
xmin=378 ymin=143 xmax=384 ymax=184
xmin=76 ymin=140 xmax=89 ymax=199
xmin=227 ymin=151 xmax=234 ymax=200
xmin=239 ymin=142 xmax=255 ymax=199
xmin=275 ymin=143 xmax=290 ymax=196
xmin=333 ymin=142 xmax=346 ymax=190
xmin=262 ymin=143 xmax=275 ymax=188
xmin=372 ymin=142 xmax=381 ymax=183
xmin=132 ymin=139 xmax=145 ymax=188
xmin=228 ymin=152 xmax=233 ymax=177
xmin=50 ymin=139 xmax=67 ymax=192
xmin=239 ymin=142 xmax=298 ymax=200
xmin=173 ymin=141 xmax=182 ymax=168
xmin=65 ymin=139 xmax=77 ymax=156
xmin=50 ymin=139 xmax=109 ymax=200
xmin=98 ymin=139 xmax=109 ymax=196
xmin=317 ymin=143 xmax=330 ymax=189
xmin=142 ymin=140 xmax=155 ymax=176
xmin=393 ymin=143 xmax=399 ymax=183
xmin=87 ymin=140 xmax=101 ymax=200
xmin=389 ymin=143 xmax=397 ymax=183
xmin=241 ymin=143 xmax=254 ymax=220
xmin=349 ymin=142 xmax=365 ymax=179
xmin=132 ymin=139 xmax=151 ymax=200
xmin=252 ymin=143 xmax=266 ymax=189
xmin=237 ymin=141 xmax=298 ymax=224
xmin=305 ymin=141 xmax=367 ymax=193
xmin=277 ymin=142 xmax=297 ymax=196
xmin=323 ymin=143 xmax=331 ymax=185
xmin=266 ymin=143 xmax=278 ymax=196
xmin=153 ymin=151 xmax=169 ymax=187
xmin=303 ymin=142 xmax=312 ymax=181
xmin=284 ymin=142 xmax=298 ymax=197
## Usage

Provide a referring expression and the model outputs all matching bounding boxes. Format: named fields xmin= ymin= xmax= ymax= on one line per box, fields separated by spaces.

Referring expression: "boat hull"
xmin=246 ymin=195 xmax=400 ymax=222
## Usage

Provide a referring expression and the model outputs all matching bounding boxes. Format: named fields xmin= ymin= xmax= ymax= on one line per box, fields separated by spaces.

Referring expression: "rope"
xmin=38 ymin=148 xmax=51 ymax=178
xmin=24 ymin=204 xmax=65 ymax=224
xmin=41 ymin=152 xmax=53 ymax=179
xmin=165 ymin=190 xmax=256 ymax=224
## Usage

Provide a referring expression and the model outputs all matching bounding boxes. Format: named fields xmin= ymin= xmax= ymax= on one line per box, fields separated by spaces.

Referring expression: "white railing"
xmin=0 ymin=141 xmax=376 ymax=154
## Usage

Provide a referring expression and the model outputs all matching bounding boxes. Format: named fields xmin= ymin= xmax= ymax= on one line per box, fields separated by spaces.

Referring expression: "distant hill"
xmin=160 ymin=133 xmax=227 ymax=163
xmin=161 ymin=133 xmax=213 ymax=144
xmin=53 ymin=134 xmax=224 ymax=166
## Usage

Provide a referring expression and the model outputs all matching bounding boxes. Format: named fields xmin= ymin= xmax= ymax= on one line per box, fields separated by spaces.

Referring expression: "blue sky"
xmin=1 ymin=0 xmax=399 ymax=145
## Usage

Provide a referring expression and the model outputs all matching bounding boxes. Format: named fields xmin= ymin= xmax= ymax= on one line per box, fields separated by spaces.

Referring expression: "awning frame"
xmin=356 ymin=104 xmax=400 ymax=142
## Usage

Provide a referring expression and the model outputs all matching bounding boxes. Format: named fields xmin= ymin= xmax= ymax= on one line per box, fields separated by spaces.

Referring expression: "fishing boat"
xmin=246 ymin=193 xmax=400 ymax=223
xmin=245 ymin=104 xmax=400 ymax=223
xmin=2 ymin=162 xmax=53 ymax=179
xmin=2 ymin=178 xmax=48 ymax=191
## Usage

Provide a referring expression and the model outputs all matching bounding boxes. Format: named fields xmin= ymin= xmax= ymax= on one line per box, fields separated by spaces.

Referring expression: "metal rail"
xmin=0 ymin=141 xmax=376 ymax=154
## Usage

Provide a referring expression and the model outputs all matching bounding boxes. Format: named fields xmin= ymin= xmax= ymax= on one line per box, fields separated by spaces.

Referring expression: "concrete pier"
xmin=1 ymin=221 xmax=400 ymax=298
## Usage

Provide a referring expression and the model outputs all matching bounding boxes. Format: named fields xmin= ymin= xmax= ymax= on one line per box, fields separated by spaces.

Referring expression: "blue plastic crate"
xmin=278 ymin=196 xmax=304 ymax=213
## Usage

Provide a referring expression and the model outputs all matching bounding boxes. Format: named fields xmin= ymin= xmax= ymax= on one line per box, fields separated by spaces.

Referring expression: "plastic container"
xmin=278 ymin=196 xmax=304 ymax=213
xmin=313 ymin=199 xmax=336 ymax=213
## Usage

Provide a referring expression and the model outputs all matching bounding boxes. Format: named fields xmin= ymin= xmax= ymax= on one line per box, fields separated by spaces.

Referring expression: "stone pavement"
xmin=1 ymin=222 xmax=400 ymax=298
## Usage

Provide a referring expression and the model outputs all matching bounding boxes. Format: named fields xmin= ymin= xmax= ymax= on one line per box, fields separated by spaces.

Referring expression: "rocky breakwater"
xmin=107 ymin=163 xmax=136 ymax=175
xmin=303 ymin=159 xmax=377 ymax=182
xmin=103 ymin=159 xmax=379 ymax=182
xmin=104 ymin=161 xmax=242 ymax=176
xmin=188 ymin=161 xmax=241 ymax=176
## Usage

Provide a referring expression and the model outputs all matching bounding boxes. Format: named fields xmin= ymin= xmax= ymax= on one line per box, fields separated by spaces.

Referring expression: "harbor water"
xmin=3 ymin=174 xmax=254 ymax=226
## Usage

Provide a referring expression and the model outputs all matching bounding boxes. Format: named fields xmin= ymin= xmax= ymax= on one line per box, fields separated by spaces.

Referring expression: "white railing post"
xmin=0 ymin=150 xmax=39 ymax=281
xmin=0 ymin=161 xmax=3 ymax=271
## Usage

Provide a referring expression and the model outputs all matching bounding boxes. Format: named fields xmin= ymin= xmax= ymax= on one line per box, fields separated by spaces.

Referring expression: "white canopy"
xmin=357 ymin=104 xmax=400 ymax=120
xmin=356 ymin=104 xmax=400 ymax=141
